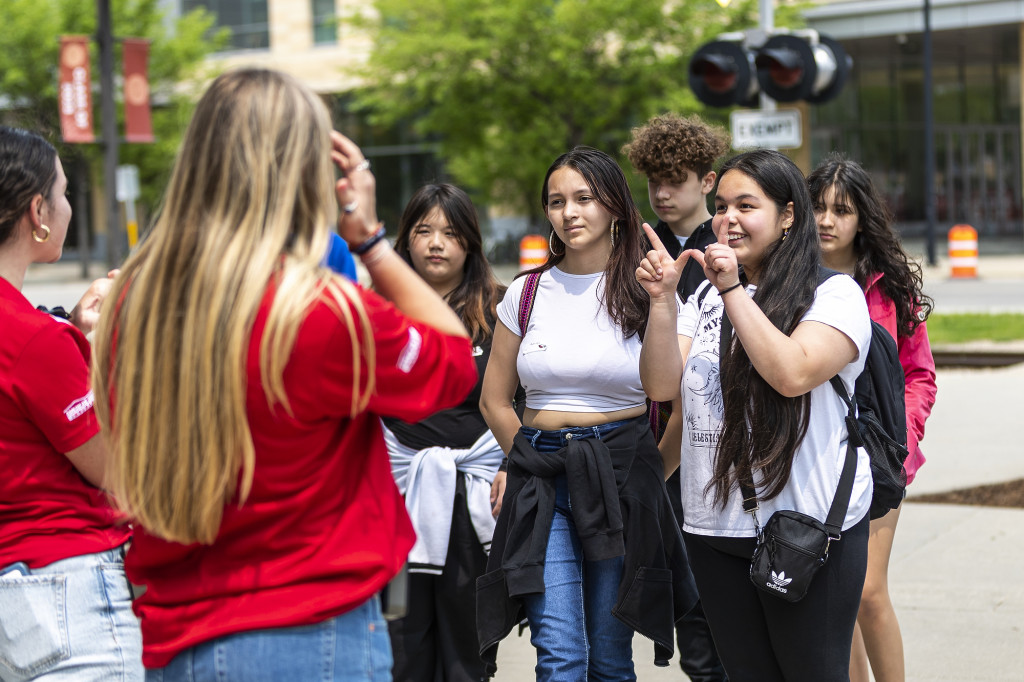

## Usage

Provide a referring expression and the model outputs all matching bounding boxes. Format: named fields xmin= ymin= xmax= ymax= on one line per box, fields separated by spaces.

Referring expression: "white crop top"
xmin=496 ymin=267 xmax=647 ymax=413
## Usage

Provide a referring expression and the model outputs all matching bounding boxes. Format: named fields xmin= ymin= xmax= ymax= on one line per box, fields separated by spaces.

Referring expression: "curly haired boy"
xmin=624 ymin=114 xmax=730 ymax=297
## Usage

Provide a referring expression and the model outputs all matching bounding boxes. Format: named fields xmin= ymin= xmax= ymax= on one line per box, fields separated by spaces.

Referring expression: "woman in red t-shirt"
xmin=0 ymin=126 xmax=142 ymax=680
xmin=92 ymin=69 xmax=477 ymax=681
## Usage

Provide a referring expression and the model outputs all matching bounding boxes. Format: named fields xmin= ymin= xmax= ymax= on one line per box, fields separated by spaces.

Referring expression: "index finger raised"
xmin=642 ymin=222 xmax=669 ymax=254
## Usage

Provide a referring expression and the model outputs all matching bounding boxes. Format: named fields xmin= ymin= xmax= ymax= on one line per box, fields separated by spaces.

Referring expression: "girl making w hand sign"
xmin=638 ymin=149 xmax=874 ymax=682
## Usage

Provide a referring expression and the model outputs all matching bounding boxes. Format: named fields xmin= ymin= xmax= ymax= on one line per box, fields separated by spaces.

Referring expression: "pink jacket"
xmin=864 ymin=273 xmax=937 ymax=484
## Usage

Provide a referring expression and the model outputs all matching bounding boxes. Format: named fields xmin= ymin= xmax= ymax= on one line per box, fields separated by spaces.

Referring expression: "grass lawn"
xmin=927 ymin=313 xmax=1024 ymax=344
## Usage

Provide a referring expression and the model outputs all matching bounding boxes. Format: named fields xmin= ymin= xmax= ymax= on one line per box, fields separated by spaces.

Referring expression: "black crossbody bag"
xmin=720 ymin=310 xmax=860 ymax=603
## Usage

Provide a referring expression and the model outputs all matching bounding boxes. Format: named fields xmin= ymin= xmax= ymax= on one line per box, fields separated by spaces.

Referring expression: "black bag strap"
xmin=724 ymin=305 xmax=859 ymax=539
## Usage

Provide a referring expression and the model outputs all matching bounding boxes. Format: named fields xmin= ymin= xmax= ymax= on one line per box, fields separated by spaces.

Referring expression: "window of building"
xmin=183 ymin=0 xmax=269 ymax=50
xmin=312 ymin=0 xmax=337 ymax=45
xmin=810 ymin=24 xmax=1022 ymax=237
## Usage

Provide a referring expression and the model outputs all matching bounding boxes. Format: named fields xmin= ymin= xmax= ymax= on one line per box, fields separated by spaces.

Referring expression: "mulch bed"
xmin=909 ymin=478 xmax=1024 ymax=509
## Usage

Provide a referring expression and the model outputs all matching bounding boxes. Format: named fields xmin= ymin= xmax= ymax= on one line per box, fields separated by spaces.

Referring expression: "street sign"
xmin=116 ymin=164 xmax=140 ymax=202
xmin=730 ymin=109 xmax=802 ymax=149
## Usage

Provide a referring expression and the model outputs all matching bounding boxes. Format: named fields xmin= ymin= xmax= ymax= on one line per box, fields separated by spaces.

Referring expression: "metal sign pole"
xmin=97 ymin=0 xmax=121 ymax=270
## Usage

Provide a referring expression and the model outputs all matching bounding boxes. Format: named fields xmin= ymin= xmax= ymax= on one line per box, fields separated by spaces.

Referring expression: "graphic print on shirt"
xmin=684 ymin=303 xmax=724 ymax=451
xmin=63 ymin=390 xmax=95 ymax=422
xmin=397 ymin=327 xmax=423 ymax=373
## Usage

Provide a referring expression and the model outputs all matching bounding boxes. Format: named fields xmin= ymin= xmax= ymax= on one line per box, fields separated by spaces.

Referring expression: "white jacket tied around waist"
xmin=384 ymin=425 xmax=503 ymax=574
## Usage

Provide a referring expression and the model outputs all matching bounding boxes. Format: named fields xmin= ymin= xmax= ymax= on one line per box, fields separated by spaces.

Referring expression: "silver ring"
xmin=353 ymin=159 xmax=371 ymax=172
xmin=343 ymin=200 xmax=359 ymax=214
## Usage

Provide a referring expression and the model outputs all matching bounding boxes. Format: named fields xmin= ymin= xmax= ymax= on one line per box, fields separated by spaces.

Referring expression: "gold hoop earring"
xmin=610 ymin=220 xmax=618 ymax=248
xmin=549 ymin=230 xmax=564 ymax=256
xmin=33 ymin=224 xmax=51 ymax=243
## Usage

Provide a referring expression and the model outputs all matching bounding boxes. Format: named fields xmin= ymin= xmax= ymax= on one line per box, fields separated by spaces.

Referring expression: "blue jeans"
xmin=518 ymin=422 xmax=636 ymax=682
xmin=0 ymin=545 xmax=143 ymax=682
xmin=146 ymin=595 xmax=392 ymax=682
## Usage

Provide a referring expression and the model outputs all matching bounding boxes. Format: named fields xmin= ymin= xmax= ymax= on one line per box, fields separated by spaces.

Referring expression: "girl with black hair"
xmin=384 ymin=183 xmax=506 ymax=682
xmin=808 ymin=155 xmax=937 ymax=682
xmin=477 ymin=147 xmax=697 ymax=680
xmin=639 ymin=149 xmax=873 ymax=681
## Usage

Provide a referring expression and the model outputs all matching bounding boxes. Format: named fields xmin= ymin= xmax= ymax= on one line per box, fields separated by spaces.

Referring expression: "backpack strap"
xmin=517 ymin=272 xmax=542 ymax=334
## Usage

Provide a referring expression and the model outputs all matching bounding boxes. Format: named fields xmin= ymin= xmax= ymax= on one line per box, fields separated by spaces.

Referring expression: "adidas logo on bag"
xmin=766 ymin=570 xmax=792 ymax=594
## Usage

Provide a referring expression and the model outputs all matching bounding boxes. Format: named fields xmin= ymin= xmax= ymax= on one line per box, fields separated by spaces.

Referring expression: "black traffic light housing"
xmin=688 ymin=31 xmax=852 ymax=107
xmin=755 ymin=34 xmax=852 ymax=103
xmin=689 ymin=40 xmax=759 ymax=108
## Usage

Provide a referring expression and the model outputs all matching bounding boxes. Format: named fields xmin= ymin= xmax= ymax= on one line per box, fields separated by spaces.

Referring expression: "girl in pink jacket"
xmin=809 ymin=155 xmax=937 ymax=682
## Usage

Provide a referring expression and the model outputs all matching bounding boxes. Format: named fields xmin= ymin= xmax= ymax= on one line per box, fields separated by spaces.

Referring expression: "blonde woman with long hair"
xmin=92 ymin=68 xmax=476 ymax=681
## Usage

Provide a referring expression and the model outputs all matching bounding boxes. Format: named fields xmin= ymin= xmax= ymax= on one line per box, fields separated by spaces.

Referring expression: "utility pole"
xmin=923 ymin=0 xmax=937 ymax=266
xmin=759 ymin=0 xmax=776 ymax=113
xmin=97 ymin=0 xmax=121 ymax=270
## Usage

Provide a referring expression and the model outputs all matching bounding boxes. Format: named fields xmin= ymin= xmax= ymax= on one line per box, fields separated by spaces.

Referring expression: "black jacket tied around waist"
xmin=475 ymin=415 xmax=699 ymax=675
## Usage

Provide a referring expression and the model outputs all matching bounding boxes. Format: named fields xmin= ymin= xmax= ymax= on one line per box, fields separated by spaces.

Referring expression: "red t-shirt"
xmin=0 ymin=277 xmax=130 ymax=569
xmin=125 ymin=282 xmax=477 ymax=668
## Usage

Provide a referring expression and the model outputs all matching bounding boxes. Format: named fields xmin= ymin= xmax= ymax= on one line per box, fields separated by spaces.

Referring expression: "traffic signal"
xmin=689 ymin=40 xmax=758 ymax=108
xmin=688 ymin=32 xmax=852 ymax=107
xmin=755 ymin=34 xmax=852 ymax=103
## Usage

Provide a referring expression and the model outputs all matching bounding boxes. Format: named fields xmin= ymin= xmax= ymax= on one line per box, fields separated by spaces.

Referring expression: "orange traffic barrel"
xmin=519 ymin=234 xmax=548 ymax=270
xmin=947 ymin=224 xmax=978 ymax=278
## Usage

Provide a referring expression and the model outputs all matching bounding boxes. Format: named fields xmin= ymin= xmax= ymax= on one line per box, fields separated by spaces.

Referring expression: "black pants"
xmin=389 ymin=474 xmax=490 ymax=682
xmin=683 ymin=515 xmax=869 ymax=682
xmin=666 ymin=469 xmax=729 ymax=682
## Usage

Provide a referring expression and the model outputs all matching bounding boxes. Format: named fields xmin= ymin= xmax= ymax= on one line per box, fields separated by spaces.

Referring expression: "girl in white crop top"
xmin=479 ymin=147 xmax=666 ymax=680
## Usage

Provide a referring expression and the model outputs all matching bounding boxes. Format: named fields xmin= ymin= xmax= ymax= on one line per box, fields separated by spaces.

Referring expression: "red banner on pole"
xmin=122 ymin=39 xmax=153 ymax=143
xmin=58 ymin=36 xmax=95 ymax=143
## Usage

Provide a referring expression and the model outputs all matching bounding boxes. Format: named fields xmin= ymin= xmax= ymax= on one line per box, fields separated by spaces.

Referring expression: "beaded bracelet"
xmin=718 ymin=282 xmax=743 ymax=296
xmin=351 ymin=224 xmax=387 ymax=256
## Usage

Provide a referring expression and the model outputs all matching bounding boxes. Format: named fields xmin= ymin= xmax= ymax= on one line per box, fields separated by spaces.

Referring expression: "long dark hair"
xmin=0 ymin=126 xmax=58 ymax=247
xmin=712 ymin=150 xmax=822 ymax=506
xmin=394 ymin=183 xmax=503 ymax=344
xmin=807 ymin=154 xmax=933 ymax=336
xmin=535 ymin=146 xmax=648 ymax=339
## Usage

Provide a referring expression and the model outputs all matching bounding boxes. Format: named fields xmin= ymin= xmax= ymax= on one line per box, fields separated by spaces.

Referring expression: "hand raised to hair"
xmin=635 ymin=223 xmax=700 ymax=300
xmin=330 ymin=131 xmax=380 ymax=247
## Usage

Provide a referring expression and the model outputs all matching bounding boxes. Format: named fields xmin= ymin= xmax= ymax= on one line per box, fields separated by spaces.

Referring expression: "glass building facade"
xmin=807 ymin=4 xmax=1022 ymax=237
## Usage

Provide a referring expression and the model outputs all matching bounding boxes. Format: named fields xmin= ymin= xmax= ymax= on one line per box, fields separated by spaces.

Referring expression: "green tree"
xmin=357 ymin=0 xmax=803 ymax=222
xmin=0 ymin=0 xmax=227 ymax=210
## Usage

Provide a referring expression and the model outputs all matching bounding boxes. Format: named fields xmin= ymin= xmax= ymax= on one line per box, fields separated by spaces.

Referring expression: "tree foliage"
xmin=0 ymin=0 xmax=226 ymax=209
xmin=357 ymin=0 xmax=804 ymax=221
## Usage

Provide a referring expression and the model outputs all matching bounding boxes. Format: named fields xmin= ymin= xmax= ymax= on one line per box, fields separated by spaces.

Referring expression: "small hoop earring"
xmin=33 ymin=224 xmax=51 ymax=243
xmin=549 ymin=230 xmax=564 ymax=256
xmin=610 ymin=220 xmax=618 ymax=248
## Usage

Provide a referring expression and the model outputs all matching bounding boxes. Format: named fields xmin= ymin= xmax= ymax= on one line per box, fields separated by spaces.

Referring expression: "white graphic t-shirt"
xmin=675 ymin=275 xmax=873 ymax=538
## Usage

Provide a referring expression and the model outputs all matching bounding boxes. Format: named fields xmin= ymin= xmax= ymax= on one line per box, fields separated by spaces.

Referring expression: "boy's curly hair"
xmin=623 ymin=114 xmax=730 ymax=183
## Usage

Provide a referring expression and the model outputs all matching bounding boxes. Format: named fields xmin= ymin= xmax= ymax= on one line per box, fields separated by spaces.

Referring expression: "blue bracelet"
xmin=351 ymin=224 xmax=387 ymax=256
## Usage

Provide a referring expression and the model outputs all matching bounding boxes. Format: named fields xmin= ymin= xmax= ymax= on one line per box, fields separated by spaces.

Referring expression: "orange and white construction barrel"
xmin=519 ymin=234 xmax=548 ymax=270
xmin=947 ymin=224 xmax=978 ymax=279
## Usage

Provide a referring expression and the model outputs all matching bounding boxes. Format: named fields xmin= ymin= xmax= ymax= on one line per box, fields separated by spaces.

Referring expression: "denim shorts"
xmin=146 ymin=595 xmax=393 ymax=682
xmin=0 ymin=545 xmax=143 ymax=682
